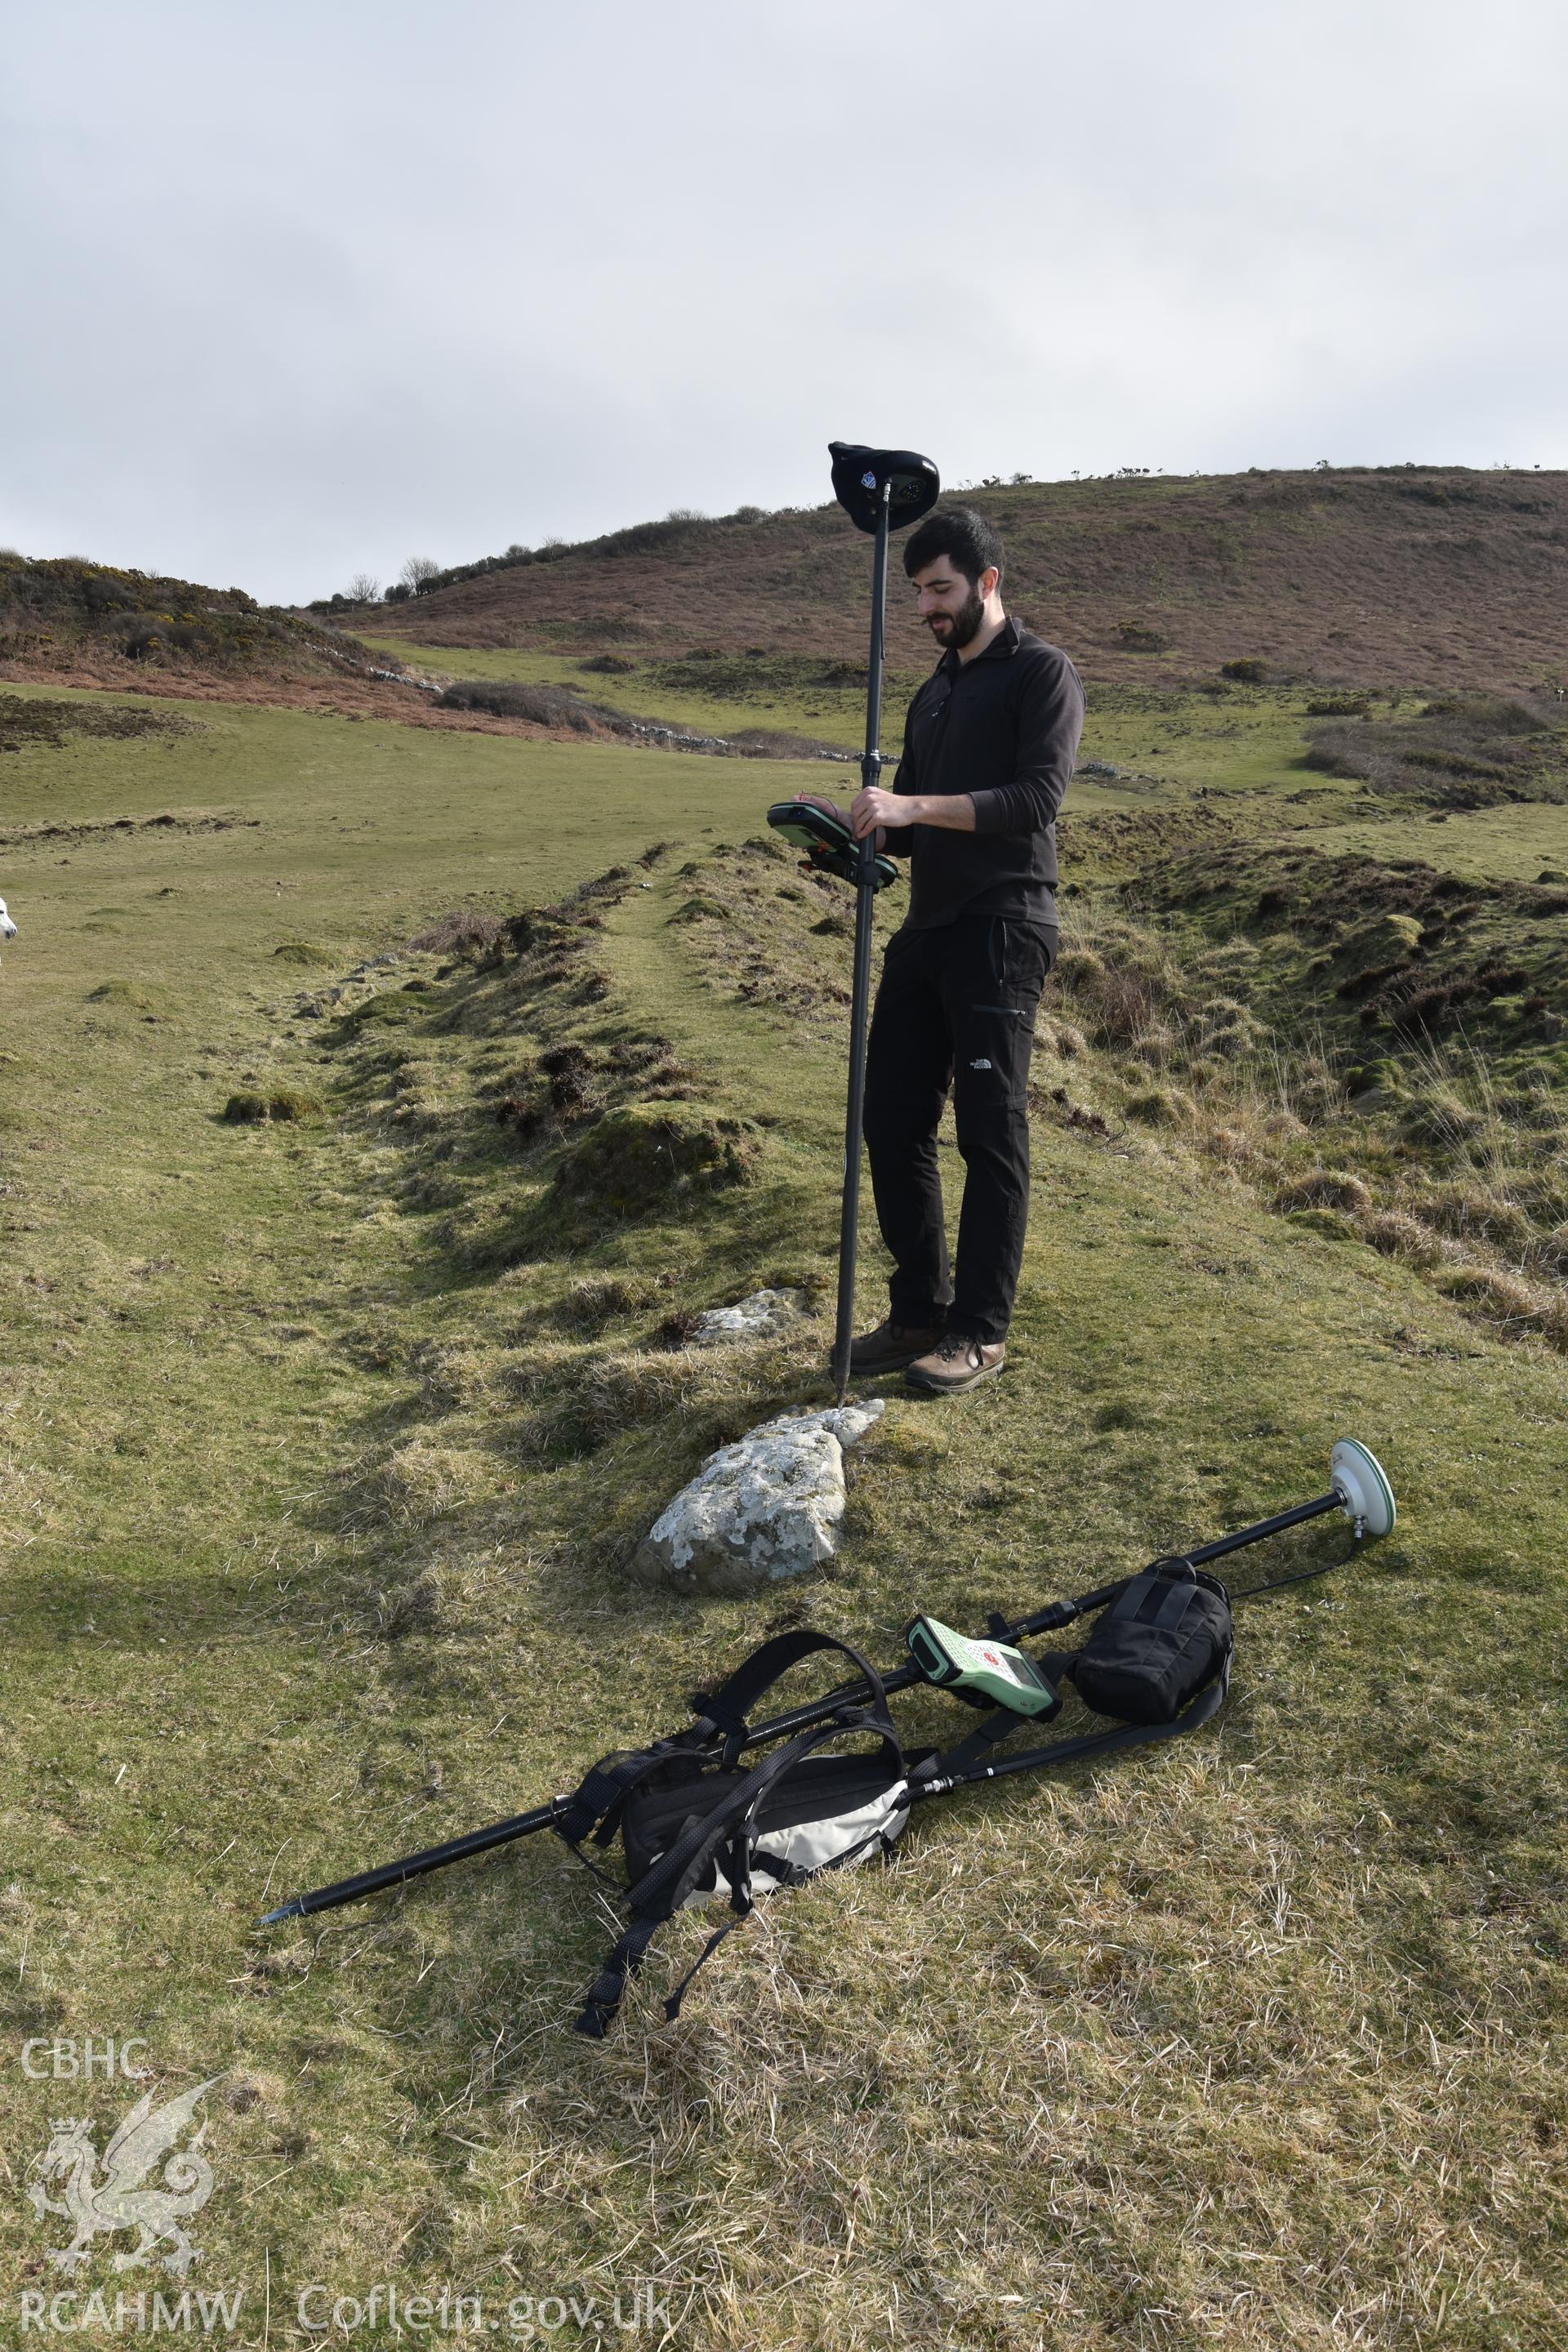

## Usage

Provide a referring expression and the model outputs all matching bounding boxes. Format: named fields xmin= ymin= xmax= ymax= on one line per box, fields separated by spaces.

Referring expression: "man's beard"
xmin=931 ymin=585 xmax=986 ymax=649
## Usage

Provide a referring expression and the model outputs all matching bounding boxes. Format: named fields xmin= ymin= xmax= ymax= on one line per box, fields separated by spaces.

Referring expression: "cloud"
xmin=4 ymin=0 xmax=1565 ymax=600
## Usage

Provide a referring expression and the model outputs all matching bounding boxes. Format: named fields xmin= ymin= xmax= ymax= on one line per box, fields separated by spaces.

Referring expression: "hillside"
xmin=0 ymin=553 xmax=845 ymax=755
xmin=2 ymin=464 xmax=1566 ymax=2341
xmin=2 ymin=678 xmax=1565 ymax=2344
xmin=0 ymin=551 xmax=443 ymax=723
xmin=3 ymin=615 xmax=1567 ymax=2345
xmin=364 ymin=466 xmax=1568 ymax=693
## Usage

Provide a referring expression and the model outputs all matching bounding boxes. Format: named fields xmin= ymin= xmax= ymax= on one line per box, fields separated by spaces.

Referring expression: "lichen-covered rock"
xmin=630 ymin=1400 xmax=884 ymax=1595
xmin=687 ymin=1288 xmax=809 ymax=1348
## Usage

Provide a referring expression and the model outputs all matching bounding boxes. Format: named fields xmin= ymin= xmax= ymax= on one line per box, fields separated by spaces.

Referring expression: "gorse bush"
xmin=0 ymin=552 xmax=372 ymax=677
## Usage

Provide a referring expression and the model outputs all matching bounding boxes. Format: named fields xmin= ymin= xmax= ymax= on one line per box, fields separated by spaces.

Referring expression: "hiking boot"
xmin=848 ymin=1318 xmax=946 ymax=1374
xmin=905 ymin=1334 xmax=1006 ymax=1394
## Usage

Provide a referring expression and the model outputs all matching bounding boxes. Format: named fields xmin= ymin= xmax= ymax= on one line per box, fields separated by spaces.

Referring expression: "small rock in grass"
xmin=631 ymin=1400 xmax=884 ymax=1596
xmin=686 ymin=1288 xmax=810 ymax=1348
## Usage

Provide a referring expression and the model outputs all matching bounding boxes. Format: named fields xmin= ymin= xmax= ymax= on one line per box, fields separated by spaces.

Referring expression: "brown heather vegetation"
xmin=367 ymin=465 xmax=1568 ymax=693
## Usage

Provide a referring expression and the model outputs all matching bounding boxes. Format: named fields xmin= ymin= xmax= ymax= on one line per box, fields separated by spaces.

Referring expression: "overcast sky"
xmin=5 ymin=0 xmax=1566 ymax=605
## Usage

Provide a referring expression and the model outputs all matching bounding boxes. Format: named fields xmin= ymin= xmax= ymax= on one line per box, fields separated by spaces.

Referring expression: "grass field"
xmin=359 ymin=633 xmax=1345 ymax=791
xmin=1 ymin=680 xmax=1564 ymax=2349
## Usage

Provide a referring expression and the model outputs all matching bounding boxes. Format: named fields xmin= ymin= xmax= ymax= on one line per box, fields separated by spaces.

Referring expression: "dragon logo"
xmin=27 ymin=2077 xmax=222 ymax=2277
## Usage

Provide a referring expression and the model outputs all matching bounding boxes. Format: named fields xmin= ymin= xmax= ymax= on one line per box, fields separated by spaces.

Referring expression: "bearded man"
xmin=808 ymin=505 xmax=1085 ymax=1393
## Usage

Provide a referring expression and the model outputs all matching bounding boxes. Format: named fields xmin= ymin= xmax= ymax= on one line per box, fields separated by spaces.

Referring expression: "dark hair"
xmin=902 ymin=505 xmax=1004 ymax=589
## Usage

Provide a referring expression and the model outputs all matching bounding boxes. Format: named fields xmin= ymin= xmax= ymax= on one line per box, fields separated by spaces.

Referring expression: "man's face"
xmin=911 ymin=556 xmax=995 ymax=652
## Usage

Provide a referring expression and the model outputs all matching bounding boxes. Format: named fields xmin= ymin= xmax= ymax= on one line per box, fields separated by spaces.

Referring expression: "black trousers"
xmin=862 ymin=911 xmax=1055 ymax=1347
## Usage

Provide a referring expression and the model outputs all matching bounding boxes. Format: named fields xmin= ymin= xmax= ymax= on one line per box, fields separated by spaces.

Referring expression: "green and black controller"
xmin=767 ymin=800 xmax=900 ymax=893
xmin=905 ymin=1615 xmax=1062 ymax=1717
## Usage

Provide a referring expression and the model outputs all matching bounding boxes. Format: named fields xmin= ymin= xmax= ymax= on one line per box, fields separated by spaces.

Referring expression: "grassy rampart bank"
xmin=1 ymin=684 xmax=1563 ymax=2348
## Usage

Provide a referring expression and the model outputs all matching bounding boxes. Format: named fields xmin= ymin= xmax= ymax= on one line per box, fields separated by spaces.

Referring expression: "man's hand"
xmin=796 ymin=795 xmax=848 ymax=825
xmin=850 ymin=787 xmax=907 ymax=839
xmin=851 ymin=787 xmax=976 ymax=838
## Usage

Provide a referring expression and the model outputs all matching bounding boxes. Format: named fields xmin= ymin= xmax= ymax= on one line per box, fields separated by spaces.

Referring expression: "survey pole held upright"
xmin=832 ymin=479 xmax=892 ymax=1401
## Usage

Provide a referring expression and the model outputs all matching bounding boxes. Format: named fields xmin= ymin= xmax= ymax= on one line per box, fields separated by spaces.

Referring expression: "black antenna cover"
xmin=828 ymin=442 xmax=940 ymax=536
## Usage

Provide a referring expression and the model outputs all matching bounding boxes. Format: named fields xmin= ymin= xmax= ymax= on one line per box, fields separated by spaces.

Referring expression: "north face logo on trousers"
xmin=969 ymin=1058 xmax=993 ymax=1071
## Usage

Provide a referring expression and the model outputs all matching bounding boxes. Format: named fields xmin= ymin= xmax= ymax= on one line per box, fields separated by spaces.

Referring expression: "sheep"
xmin=0 ymin=898 xmax=15 ymax=941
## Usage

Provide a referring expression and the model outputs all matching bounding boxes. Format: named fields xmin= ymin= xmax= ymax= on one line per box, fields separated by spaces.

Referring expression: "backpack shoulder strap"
xmin=690 ymin=1628 xmax=892 ymax=1760
xmin=554 ymin=1733 xmax=708 ymax=1853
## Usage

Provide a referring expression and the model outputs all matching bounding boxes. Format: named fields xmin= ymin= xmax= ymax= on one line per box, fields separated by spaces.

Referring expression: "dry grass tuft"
xmin=1361 ymin=1209 xmax=1445 ymax=1267
xmin=1275 ymin=1168 xmax=1372 ymax=1214
xmin=350 ymin=1437 xmax=502 ymax=1526
xmin=1432 ymin=1265 xmax=1549 ymax=1332
xmin=555 ymin=1274 xmax=653 ymax=1331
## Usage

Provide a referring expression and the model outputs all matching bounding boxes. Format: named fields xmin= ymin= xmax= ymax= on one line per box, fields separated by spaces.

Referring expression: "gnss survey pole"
xmin=833 ymin=479 xmax=889 ymax=1401
xmin=826 ymin=443 xmax=940 ymax=1400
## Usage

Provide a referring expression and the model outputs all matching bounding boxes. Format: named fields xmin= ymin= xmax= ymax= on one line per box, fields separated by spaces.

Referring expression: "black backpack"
xmin=559 ymin=1631 xmax=915 ymax=2038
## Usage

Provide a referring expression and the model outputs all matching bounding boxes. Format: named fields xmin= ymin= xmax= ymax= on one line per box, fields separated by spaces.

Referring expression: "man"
xmin=808 ymin=505 xmax=1084 ymax=1394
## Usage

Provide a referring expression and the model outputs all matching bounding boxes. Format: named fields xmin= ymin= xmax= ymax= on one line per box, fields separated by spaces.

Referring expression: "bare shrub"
xmin=1303 ymin=693 xmax=1566 ymax=808
xmin=408 ymin=908 xmax=504 ymax=955
xmin=540 ymin=1042 xmax=595 ymax=1116
xmin=437 ymin=679 xmax=605 ymax=732
xmin=1052 ymin=922 xmax=1183 ymax=1054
